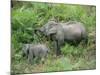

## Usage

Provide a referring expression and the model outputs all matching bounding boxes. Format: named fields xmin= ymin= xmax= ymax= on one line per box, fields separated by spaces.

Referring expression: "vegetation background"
xmin=11 ymin=1 xmax=96 ymax=74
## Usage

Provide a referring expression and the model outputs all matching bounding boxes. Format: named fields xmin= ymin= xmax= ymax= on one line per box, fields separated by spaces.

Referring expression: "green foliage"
xmin=61 ymin=44 xmax=84 ymax=57
xmin=11 ymin=1 xmax=96 ymax=73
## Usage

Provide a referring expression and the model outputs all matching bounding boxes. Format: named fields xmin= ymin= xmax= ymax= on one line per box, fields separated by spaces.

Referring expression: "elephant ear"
xmin=47 ymin=27 xmax=57 ymax=36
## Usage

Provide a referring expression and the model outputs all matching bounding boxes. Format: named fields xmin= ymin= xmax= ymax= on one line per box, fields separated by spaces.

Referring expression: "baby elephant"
xmin=22 ymin=43 xmax=49 ymax=64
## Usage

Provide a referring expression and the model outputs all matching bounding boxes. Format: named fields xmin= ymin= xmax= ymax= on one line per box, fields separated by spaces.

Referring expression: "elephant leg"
xmin=28 ymin=50 xmax=33 ymax=64
xmin=54 ymin=40 xmax=61 ymax=56
xmin=57 ymin=40 xmax=61 ymax=55
xmin=53 ymin=41 xmax=57 ymax=55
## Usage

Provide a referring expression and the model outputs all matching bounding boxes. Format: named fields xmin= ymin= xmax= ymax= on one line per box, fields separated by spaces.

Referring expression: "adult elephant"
xmin=35 ymin=21 xmax=88 ymax=56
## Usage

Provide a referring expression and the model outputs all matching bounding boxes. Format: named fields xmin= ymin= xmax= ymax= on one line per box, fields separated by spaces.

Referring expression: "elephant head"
xmin=35 ymin=21 xmax=58 ymax=36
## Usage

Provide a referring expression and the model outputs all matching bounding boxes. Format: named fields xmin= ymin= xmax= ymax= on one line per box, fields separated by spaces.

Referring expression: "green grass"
xmin=11 ymin=1 xmax=96 ymax=74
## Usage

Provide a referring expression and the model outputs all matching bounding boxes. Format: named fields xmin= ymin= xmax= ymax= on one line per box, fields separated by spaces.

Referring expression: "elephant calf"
xmin=22 ymin=43 xmax=49 ymax=64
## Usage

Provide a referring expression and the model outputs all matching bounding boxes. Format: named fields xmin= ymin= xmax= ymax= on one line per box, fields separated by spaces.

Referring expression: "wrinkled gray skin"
xmin=36 ymin=21 xmax=88 ymax=55
xmin=22 ymin=43 xmax=49 ymax=64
